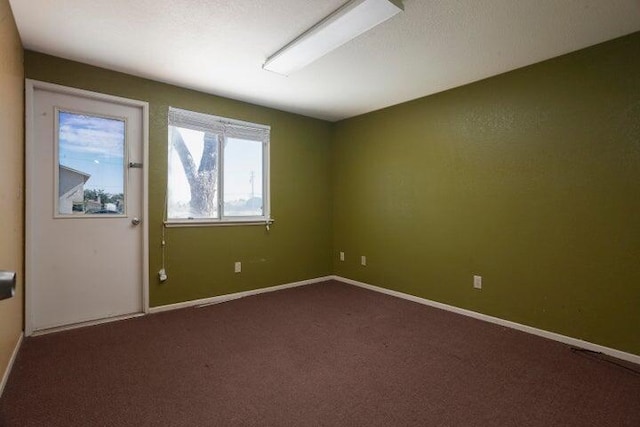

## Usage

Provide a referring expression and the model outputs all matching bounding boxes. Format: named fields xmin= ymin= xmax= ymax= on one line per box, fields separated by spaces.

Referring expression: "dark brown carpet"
xmin=1 ymin=280 xmax=639 ymax=426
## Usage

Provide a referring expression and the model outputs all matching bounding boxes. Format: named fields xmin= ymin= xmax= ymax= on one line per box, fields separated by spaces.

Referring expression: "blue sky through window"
xmin=58 ymin=111 xmax=125 ymax=194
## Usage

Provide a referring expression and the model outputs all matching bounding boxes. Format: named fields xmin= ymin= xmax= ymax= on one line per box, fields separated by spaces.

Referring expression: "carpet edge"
xmin=148 ymin=276 xmax=334 ymax=314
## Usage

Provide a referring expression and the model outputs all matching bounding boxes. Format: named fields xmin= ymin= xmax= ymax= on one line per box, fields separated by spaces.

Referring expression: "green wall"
xmin=25 ymin=52 xmax=333 ymax=307
xmin=332 ymin=32 xmax=640 ymax=355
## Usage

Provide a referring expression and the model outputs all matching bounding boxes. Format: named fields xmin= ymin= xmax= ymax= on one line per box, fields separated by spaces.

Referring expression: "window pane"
xmin=223 ymin=138 xmax=263 ymax=217
xmin=168 ymin=126 xmax=220 ymax=219
xmin=57 ymin=111 xmax=125 ymax=216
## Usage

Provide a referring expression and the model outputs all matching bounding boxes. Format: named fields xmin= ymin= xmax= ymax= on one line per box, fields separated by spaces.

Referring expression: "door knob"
xmin=131 ymin=217 xmax=141 ymax=225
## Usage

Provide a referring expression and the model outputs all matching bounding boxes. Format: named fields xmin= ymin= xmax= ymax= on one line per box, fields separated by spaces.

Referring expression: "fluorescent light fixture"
xmin=263 ymin=0 xmax=403 ymax=76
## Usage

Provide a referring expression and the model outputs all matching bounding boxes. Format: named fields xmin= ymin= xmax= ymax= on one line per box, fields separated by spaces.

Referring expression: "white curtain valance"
xmin=168 ymin=107 xmax=270 ymax=142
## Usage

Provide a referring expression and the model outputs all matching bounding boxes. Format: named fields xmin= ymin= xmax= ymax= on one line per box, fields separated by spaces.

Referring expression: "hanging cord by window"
xmin=570 ymin=347 xmax=640 ymax=376
xmin=158 ymin=186 xmax=168 ymax=282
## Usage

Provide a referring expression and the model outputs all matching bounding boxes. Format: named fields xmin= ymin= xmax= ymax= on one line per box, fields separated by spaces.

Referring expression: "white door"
xmin=26 ymin=80 xmax=148 ymax=334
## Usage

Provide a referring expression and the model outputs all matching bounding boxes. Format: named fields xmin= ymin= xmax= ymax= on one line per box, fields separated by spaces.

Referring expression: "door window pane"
xmin=223 ymin=138 xmax=263 ymax=217
xmin=57 ymin=111 xmax=126 ymax=216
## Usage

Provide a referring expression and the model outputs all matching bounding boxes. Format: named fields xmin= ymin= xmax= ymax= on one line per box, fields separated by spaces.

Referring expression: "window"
xmin=167 ymin=107 xmax=270 ymax=224
xmin=56 ymin=110 xmax=126 ymax=217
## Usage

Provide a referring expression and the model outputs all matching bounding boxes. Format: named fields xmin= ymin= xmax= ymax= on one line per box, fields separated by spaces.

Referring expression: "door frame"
xmin=25 ymin=79 xmax=150 ymax=335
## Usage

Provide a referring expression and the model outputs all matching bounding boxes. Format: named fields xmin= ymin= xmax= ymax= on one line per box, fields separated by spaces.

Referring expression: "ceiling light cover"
xmin=264 ymin=0 xmax=404 ymax=76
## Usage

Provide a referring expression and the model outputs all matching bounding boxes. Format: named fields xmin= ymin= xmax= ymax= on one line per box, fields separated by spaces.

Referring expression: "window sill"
xmin=164 ymin=218 xmax=274 ymax=228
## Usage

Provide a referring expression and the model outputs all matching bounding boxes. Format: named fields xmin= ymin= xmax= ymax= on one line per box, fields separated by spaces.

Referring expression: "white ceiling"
xmin=9 ymin=0 xmax=640 ymax=122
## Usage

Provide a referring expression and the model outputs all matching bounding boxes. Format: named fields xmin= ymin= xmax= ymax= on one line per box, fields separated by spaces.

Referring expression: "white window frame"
xmin=166 ymin=107 xmax=271 ymax=227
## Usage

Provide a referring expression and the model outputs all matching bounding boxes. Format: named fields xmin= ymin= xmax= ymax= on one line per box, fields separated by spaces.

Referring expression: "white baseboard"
xmin=332 ymin=275 xmax=640 ymax=365
xmin=0 ymin=332 xmax=24 ymax=398
xmin=148 ymin=276 xmax=333 ymax=314
xmin=30 ymin=312 xmax=146 ymax=337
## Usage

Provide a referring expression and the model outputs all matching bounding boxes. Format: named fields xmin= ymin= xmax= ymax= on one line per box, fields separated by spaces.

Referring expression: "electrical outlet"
xmin=158 ymin=269 xmax=167 ymax=282
xmin=361 ymin=256 xmax=367 ymax=266
xmin=473 ymin=275 xmax=482 ymax=289
xmin=339 ymin=252 xmax=345 ymax=261
xmin=234 ymin=262 xmax=242 ymax=273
